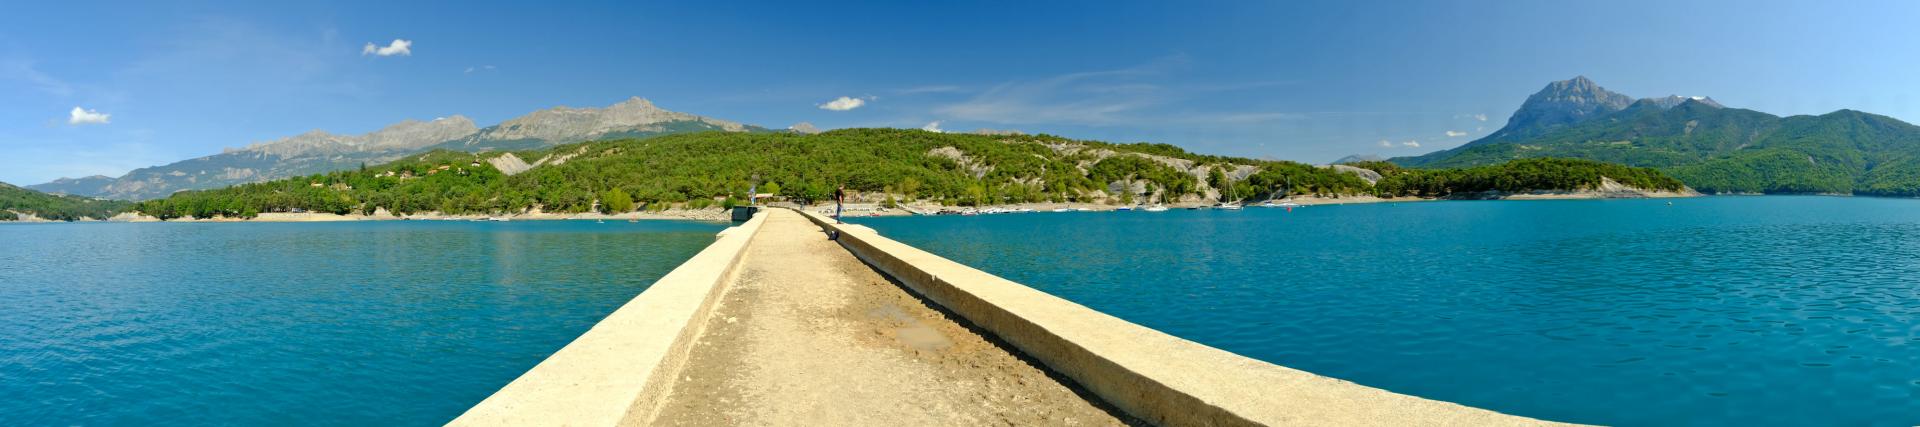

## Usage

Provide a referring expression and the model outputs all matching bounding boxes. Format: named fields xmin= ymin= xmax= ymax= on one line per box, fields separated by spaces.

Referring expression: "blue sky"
xmin=3 ymin=0 xmax=1918 ymax=185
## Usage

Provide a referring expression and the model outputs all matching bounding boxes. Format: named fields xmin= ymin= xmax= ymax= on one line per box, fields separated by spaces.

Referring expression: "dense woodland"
xmin=128 ymin=129 xmax=1689 ymax=220
xmin=1352 ymin=158 xmax=1687 ymax=197
xmin=0 ymin=183 xmax=134 ymax=221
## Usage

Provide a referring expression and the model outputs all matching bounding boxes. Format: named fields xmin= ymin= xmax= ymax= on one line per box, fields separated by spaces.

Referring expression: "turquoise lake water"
xmin=854 ymin=196 xmax=1920 ymax=426
xmin=0 ymin=220 xmax=724 ymax=426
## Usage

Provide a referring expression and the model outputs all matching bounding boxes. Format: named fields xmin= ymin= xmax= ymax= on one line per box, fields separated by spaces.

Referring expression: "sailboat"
xmin=1217 ymin=178 xmax=1244 ymax=210
xmin=1143 ymin=192 xmax=1170 ymax=212
xmin=1257 ymin=176 xmax=1303 ymax=208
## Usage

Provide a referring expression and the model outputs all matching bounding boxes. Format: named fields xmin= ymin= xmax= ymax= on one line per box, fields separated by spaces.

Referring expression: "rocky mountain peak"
xmin=787 ymin=122 xmax=822 ymax=134
xmin=243 ymin=116 xmax=480 ymax=158
xmin=1488 ymin=76 xmax=1636 ymax=141
xmin=610 ymin=96 xmax=659 ymax=110
xmin=477 ymin=97 xmax=747 ymax=143
xmin=243 ymin=131 xmax=352 ymax=157
xmin=27 ymin=96 xmax=764 ymax=201
xmin=1531 ymin=76 xmax=1633 ymax=108
xmin=1639 ymin=95 xmax=1725 ymax=110
xmin=364 ymin=116 xmax=481 ymax=152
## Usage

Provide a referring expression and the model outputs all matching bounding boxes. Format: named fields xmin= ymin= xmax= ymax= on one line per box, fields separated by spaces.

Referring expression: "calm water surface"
xmin=855 ymin=196 xmax=1920 ymax=426
xmin=0 ymin=220 xmax=724 ymax=426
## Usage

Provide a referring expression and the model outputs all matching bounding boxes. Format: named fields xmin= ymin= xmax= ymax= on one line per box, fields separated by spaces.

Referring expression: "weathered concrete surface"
xmin=645 ymin=209 xmax=1132 ymax=426
xmin=798 ymin=209 xmax=1574 ymax=427
xmin=449 ymin=213 xmax=768 ymax=426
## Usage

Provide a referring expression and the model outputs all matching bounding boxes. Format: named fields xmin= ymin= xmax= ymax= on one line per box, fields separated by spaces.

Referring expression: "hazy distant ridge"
xmin=29 ymin=98 xmax=762 ymax=200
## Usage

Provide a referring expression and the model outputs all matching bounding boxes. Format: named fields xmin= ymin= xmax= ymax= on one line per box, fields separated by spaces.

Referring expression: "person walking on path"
xmin=833 ymin=184 xmax=846 ymax=224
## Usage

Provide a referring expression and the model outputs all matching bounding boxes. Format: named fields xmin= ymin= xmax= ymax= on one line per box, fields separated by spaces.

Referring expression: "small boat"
xmin=1257 ymin=176 xmax=1302 ymax=209
xmin=1218 ymin=204 xmax=1243 ymax=210
xmin=1115 ymin=206 xmax=1133 ymax=211
xmin=488 ymin=217 xmax=509 ymax=222
xmin=596 ymin=219 xmax=606 ymax=224
xmin=1144 ymin=205 xmax=1170 ymax=212
xmin=1051 ymin=208 xmax=1072 ymax=213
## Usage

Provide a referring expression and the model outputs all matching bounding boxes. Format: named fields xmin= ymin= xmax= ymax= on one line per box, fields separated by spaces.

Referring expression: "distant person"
xmin=833 ymin=184 xmax=846 ymax=224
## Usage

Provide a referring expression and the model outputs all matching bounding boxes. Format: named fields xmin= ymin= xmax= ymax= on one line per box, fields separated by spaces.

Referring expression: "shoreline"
xmin=825 ymin=189 xmax=1699 ymax=218
xmin=2 ymin=189 xmax=1704 ymax=223
xmin=76 ymin=209 xmax=737 ymax=223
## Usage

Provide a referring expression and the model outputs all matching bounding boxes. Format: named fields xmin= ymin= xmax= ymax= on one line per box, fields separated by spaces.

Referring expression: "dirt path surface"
xmin=646 ymin=210 xmax=1134 ymax=426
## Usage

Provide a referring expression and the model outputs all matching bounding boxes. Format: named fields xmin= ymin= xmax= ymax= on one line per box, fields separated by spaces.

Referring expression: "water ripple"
xmin=0 ymin=220 xmax=723 ymax=426
xmin=856 ymin=196 xmax=1920 ymax=426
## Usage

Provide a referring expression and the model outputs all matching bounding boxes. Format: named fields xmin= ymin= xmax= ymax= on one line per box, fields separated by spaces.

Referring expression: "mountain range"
xmin=1392 ymin=76 xmax=1920 ymax=196
xmin=29 ymin=97 xmax=765 ymax=200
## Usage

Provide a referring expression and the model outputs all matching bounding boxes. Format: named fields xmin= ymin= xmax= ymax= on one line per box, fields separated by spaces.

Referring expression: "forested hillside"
xmin=1393 ymin=77 xmax=1920 ymax=196
xmin=131 ymin=129 xmax=1689 ymax=220
xmin=1353 ymin=158 xmax=1686 ymax=198
xmin=0 ymin=183 xmax=134 ymax=221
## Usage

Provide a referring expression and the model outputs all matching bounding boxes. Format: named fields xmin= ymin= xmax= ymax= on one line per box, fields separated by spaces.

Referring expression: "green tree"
xmin=601 ymin=188 xmax=634 ymax=213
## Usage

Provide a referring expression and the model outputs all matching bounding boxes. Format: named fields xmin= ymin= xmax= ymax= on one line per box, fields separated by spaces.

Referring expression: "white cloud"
xmin=1474 ymin=114 xmax=1488 ymax=121
xmin=921 ymin=121 xmax=944 ymax=133
xmin=361 ymin=39 xmax=412 ymax=57
xmin=818 ymin=96 xmax=866 ymax=111
xmin=1402 ymin=140 xmax=1421 ymax=148
xmin=463 ymin=65 xmax=495 ymax=74
xmin=1378 ymin=140 xmax=1393 ymax=148
xmin=68 ymin=107 xmax=110 ymax=125
xmin=1445 ymin=130 xmax=1467 ymax=137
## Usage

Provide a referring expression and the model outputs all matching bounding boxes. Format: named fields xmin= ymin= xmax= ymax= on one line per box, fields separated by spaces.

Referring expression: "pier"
xmin=451 ymin=209 xmax=1563 ymax=426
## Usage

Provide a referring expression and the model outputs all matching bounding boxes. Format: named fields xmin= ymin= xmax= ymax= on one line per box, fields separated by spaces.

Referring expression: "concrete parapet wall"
xmin=797 ymin=209 xmax=1566 ymax=427
xmin=449 ymin=212 xmax=768 ymax=426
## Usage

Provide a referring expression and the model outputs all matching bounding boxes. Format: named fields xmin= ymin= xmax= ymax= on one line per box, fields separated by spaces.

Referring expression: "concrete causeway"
xmin=648 ymin=209 xmax=1131 ymax=425
xmin=452 ymin=208 xmax=1571 ymax=426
